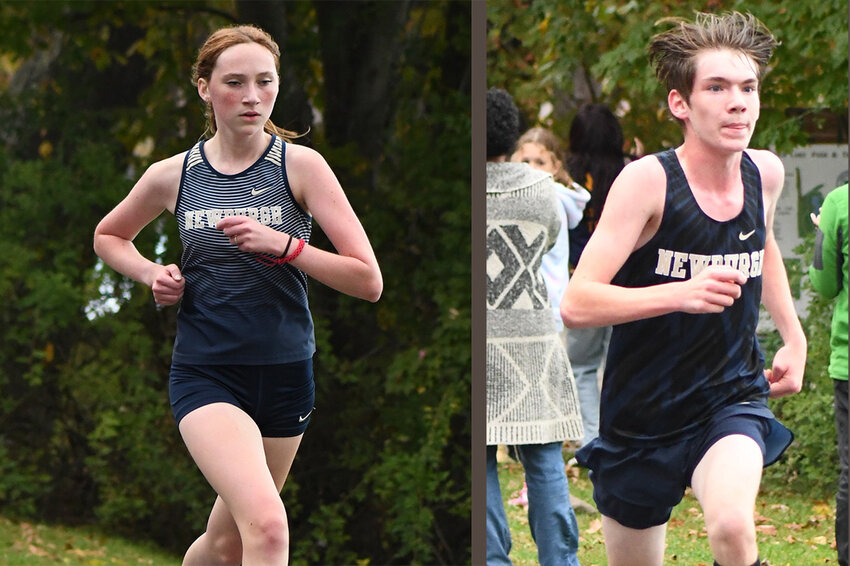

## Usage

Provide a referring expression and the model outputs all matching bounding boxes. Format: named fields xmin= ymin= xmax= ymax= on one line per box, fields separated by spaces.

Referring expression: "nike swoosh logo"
xmin=251 ymin=186 xmax=272 ymax=196
xmin=738 ymin=230 xmax=755 ymax=240
xmin=298 ymin=408 xmax=314 ymax=423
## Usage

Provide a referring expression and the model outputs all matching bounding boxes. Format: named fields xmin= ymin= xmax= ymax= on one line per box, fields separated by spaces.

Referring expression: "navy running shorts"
xmin=169 ymin=358 xmax=315 ymax=438
xmin=575 ymin=402 xmax=793 ymax=529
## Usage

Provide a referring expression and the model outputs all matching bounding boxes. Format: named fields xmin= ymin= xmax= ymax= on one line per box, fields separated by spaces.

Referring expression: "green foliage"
xmin=488 ymin=0 xmax=848 ymax=154
xmin=0 ymin=140 xmax=136 ymax=521
xmin=488 ymin=0 xmax=843 ymax=502
xmin=75 ymin=312 xmax=210 ymax=548
xmin=289 ymin=4 xmax=471 ymax=562
xmin=0 ymin=444 xmax=51 ymax=518
xmin=0 ymin=1 xmax=470 ymax=563
xmin=762 ymin=230 xmax=839 ymax=495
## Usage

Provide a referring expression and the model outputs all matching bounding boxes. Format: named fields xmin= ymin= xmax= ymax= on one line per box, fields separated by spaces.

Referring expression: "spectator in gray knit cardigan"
xmin=485 ymin=87 xmax=584 ymax=566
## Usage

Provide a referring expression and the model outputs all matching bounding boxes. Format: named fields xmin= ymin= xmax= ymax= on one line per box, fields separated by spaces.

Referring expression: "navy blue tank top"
xmin=601 ymin=149 xmax=769 ymax=444
xmin=172 ymin=135 xmax=315 ymax=365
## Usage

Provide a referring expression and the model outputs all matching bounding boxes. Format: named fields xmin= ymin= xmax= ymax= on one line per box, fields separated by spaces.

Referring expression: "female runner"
xmin=94 ymin=25 xmax=382 ymax=566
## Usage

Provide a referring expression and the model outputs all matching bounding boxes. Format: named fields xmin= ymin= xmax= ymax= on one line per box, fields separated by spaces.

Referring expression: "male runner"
xmin=561 ymin=12 xmax=806 ymax=566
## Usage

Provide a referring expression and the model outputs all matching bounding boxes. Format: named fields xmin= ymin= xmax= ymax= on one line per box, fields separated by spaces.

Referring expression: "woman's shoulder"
xmin=148 ymin=150 xmax=189 ymax=175
xmin=283 ymin=142 xmax=335 ymax=196
xmin=284 ymin=142 xmax=327 ymax=171
xmin=135 ymin=151 xmax=189 ymax=206
xmin=486 ymin=161 xmax=552 ymax=194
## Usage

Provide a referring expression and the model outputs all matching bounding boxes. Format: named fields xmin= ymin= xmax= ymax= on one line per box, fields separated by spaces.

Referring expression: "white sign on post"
xmin=757 ymin=144 xmax=848 ymax=331
xmin=775 ymin=144 xmax=848 ymax=259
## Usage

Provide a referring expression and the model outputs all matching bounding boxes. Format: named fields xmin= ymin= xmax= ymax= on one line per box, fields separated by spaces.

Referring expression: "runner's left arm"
xmin=750 ymin=149 xmax=806 ymax=398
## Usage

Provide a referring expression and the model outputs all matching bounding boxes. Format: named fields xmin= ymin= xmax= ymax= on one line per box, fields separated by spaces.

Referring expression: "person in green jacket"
xmin=809 ymin=183 xmax=848 ymax=566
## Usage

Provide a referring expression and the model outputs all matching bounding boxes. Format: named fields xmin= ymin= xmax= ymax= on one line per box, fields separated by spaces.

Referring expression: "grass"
xmin=498 ymin=450 xmax=840 ymax=566
xmin=1 ymin=454 xmax=838 ymax=566
xmin=0 ymin=516 xmax=180 ymax=566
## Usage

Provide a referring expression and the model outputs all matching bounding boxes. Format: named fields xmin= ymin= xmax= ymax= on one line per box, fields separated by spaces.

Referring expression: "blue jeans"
xmin=566 ymin=326 xmax=611 ymax=446
xmin=487 ymin=443 xmax=580 ymax=566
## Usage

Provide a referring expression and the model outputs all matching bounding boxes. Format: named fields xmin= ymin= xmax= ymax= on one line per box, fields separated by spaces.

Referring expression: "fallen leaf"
xmin=28 ymin=544 xmax=49 ymax=557
xmin=811 ymin=502 xmax=833 ymax=515
xmin=586 ymin=518 xmax=602 ymax=533
xmin=67 ymin=548 xmax=105 ymax=557
xmin=755 ymin=524 xmax=777 ymax=535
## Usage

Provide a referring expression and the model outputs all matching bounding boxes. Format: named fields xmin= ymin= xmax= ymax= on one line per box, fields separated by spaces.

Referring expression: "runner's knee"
xmin=706 ymin=507 xmax=755 ymax=554
xmin=241 ymin=508 xmax=289 ymax=557
xmin=208 ymin=531 xmax=243 ymax=564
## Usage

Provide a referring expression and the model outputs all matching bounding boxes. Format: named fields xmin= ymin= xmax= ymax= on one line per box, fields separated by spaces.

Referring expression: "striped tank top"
xmin=172 ymin=135 xmax=315 ymax=365
xmin=600 ymin=148 xmax=769 ymax=444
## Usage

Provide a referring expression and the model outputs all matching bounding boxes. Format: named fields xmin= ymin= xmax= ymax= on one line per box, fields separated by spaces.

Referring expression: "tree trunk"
xmin=236 ymin=0 xmax=314 ymax=142
xmin=315 ymin=0 xmax=411 ymax=160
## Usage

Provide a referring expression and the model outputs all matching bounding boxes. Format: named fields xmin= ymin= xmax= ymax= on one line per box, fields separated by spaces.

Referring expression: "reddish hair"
xmin=192 ymin=25 xmax=299 ymax=141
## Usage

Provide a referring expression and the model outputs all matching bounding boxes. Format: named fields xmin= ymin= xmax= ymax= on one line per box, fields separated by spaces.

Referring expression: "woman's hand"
xmin=151 ymin=264 xmax=185 ymax=306
xmin=217 ymin=215 xmax=289 ymax=257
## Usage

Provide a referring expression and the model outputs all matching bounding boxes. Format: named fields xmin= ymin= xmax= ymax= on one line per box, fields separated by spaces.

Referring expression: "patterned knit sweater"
xmin=486 ymin=162 xmax=583 ymax=445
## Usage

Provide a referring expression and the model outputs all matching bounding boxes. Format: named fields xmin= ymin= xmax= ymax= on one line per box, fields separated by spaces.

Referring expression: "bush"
xmin=762 ymin=232 xmax=838 ymax=496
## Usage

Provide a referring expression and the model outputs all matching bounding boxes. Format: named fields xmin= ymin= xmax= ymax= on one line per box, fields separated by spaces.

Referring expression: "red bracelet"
xmin=255 ymin=238 xmax=305 ymax=266
xmin=282 ymin=238 xmax=305 ymax=262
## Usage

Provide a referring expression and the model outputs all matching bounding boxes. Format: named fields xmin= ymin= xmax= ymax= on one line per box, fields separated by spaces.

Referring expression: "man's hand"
xmin=678 ymin=265 xmax=747 ymax=314
xmin=765 ymin=343 xmax=806 ymax=398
